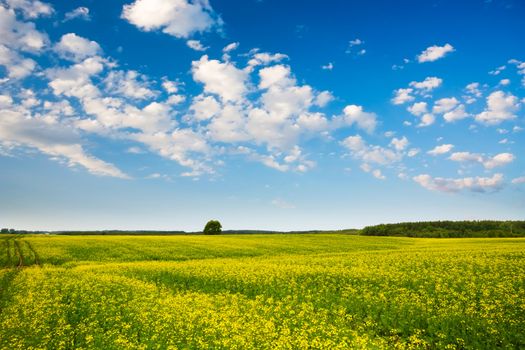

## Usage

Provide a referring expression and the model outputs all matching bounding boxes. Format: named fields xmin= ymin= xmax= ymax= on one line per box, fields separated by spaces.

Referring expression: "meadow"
xmin=0 ymin=234 xmax=524 ymax=349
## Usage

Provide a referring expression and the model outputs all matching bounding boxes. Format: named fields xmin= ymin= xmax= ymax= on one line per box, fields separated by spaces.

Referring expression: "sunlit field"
xmin=1 ymin=234 xmax=524 ymax=349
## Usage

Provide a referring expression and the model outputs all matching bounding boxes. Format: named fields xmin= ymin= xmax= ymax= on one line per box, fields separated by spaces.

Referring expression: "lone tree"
xmin=203 ymin=220 xmax=222 ymax=235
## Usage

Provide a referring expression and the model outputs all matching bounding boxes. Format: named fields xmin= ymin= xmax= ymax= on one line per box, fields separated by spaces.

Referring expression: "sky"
xmin=0 ymin=0 xmax=524 ymax=231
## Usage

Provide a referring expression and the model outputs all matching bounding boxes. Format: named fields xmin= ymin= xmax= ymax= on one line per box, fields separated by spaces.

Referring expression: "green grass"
xmin=0 ymin=234 xmax=524 ymax=349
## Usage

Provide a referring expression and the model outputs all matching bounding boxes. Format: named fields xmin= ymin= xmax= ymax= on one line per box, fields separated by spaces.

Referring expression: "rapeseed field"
xmin=0 ymin=234 xmax=523 ymax=349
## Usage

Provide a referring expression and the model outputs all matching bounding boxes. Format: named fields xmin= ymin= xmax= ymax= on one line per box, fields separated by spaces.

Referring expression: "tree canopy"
xmin=203 ymin=220 xmax=222 ymax=235
xmin=361 ymin=220 xmax=525 ymax=238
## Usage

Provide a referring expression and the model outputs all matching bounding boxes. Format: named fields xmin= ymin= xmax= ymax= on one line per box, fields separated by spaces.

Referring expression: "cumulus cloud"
xmin=407 ymin=102 xmax=427 ymax=116
xmin=390 ymin=136 xmax=408 ymax=151
xmin=413 ymin=173 xmax=504 ymax=193
xmin=512 ymin=176 xmax=525 ymax=184
xmin=121 ymin=0 xmax=219 ymax=38
xmin=186 ymin=39 xmax=208 ymax=51
xmin=258 ymin=64 xmax=295 ymax=89
xmin=432 ymin=97 xmax=459 ymax=114
xmin=4 ymin=0 xmax=53 ymax=18
xmin=247 ymin=52 xmax=288 ymax=69
xmin=337 ymin=105 xmax=377 ymax=133
xmin=55 ymin=33 xmax=101 ymax=61
xmin=341 ymin=135 xmax=401 ymax=166
xmin=296 ymin=112 xmax=329 ymax=131
xmin=0 ymin=5 xmax=49 ymax=78
xmin=463 ymin=82 xmax=482 ymax=104
xmin=427 ymin=144 xmax=454 ymax=156
xmin=0 ymin=106 xmax=128 ymax=178
xmin=189 ymin=94 xmax=221 ymax=120
xmin=64 ymin=6 xmax=90 ymax=21
xmin=443 ymin=105 xmax=469 ymax=122
xmin=341 ymin=135 xmax=412 ymax=180
xmin=372 ymin=169 xmax=385 ymax=180
xmin=449 ymin=151 xmax=515 ymax=169
xmin=409 ymin=77 xmax=442 ymax=91
xmin=103 ymin=70 xmax=157 ymax=100
xmin=191 ymin=55 xmax=249 ymax=102
xmin=418 ymin=113 xmax=435 ymax=127
xmin=391 ymin=88 xmax=414 ymax=105
xmin=475 ymin=91 xmax=520 ymax=125
xmin=417 ymin=43 xmax=455 ymax=63
xmin=314 ymin=91 xmax=334 ymax=107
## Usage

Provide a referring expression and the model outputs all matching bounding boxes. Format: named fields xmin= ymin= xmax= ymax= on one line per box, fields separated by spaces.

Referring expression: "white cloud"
xmin=418 ymin=113 xmax=435 ymax=127
xmin=407 ymin=148 xmax=420 ymax=157
xmin=260 ymin=84 xmax=312 ymax=121
xmin=511 ymin=176 xmax=525 ymax=184
xmin=443 ymin=105 xmax=469 ymax=122
xmin=475 ymin=91 xmax=520 ymax=125
xmin=417 ymin=43 xmax=455 ymax=63
xmin=314 ymin=91 xmax=334 ymax=107
xmin=338 ymin=105 xmax=377 ymax=133
xmin=483 ymin=153 xmax=515 ymax=169
xmin=465 ymin=82 xmax=482 ymax=97
xmin=192 ymin=55 xmax=248 ymax=102
xmin=341 ymin=135 xmax=401 ymax=166
xmin=390 ymin=136 xmax=408 ymax=151
xmin=104 ymin=70 xmax=156 ymax=100
xmin=222 ymin=42 xmax=239 ymax=53
xmin=499 ymin=78 xmax=510 ymax=86
xmin=428 ymin=144 xmax=454 ymax=156
xmin=133 ymin=128 xmax=211 ymax=176
xmin=413 ymin=173 xmax=503 ymax=193
xmin=489 ymin=65 xmax=506 ymax=76
xmin=391 ymin=88 xmax=414 ymax=105
xmin=407 ymin=102 xmax=427 ymax=116
xmin=121 ymin=0 xmax=219 ymax=38
xmin=372 ymin=169 xmax=385 ymax=180
xmin=297 ymin=112 xmax=329 ymax=131
xmin=0 ymin=6 xmax=48 ymax=52
xmin=0 ymin=107 xmax=128 ymax=178
xmin=0 ymin=45 xmax=35 ymax=78
xmin=449 ymin=151 xmax=515 ymax=169
xmin=247 ymin=52 xmax=288 ymax=68
xmin=161 ymin=79 xmax=179 ymax=94
xmin=409 ymin=76 xmax=442 ymax=91
xmin=321 ymin=62 xmax=333 ymax=70
xmin=258 ymin=64 xmax=295 ymax=89
xmin=5 ymin=0 xmax=53 ymax=18
xmin=0 ymin=6 xmax=49 ymax=78
xmin=432 ymin=97 xmax=459 ymax=114
xmin=189 ymin=94 xmax=221 ymax=121
xmin=346 ymin=38 xmax=365 ymax=54
xmin=186 ymin=39 xmax=207 ymax=51
xmin=64 ymin=6 xmax=90 ymax=21
xmin=46 ymin=56 xmax=105 ymax=100
xmin=0 ymin=94 xmax=13 ymax=108
xmin=55 ymin=33 xmax=101 ymax=61
xmin=208 ymin=104 xmax=249 ymax=143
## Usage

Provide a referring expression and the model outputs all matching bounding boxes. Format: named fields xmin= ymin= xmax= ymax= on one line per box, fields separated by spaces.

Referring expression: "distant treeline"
xmin=0 ymin=228 xmax=359 ymax=236
xmin=361 ymin=221 xmax=525 ymax=238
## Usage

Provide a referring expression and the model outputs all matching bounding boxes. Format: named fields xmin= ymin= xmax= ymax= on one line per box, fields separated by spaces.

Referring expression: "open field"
xmin=1 ymin=234 xmax=524 ymax=349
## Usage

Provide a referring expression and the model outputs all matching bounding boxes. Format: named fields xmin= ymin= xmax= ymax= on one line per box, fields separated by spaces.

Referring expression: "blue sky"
xmin=1 ymin=0 xmax=524 ymax=231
